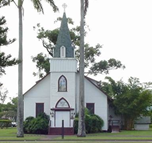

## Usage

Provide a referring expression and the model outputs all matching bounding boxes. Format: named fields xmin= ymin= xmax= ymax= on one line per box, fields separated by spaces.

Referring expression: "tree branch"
xmin=12 ymin=0 xmax=18 ymax=8
xmin=42 ymin=41 xmax=53 ymax=57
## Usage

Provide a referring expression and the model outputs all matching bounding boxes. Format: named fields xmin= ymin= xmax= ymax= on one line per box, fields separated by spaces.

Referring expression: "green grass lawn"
xmin=0 ymin=127 xmax=43 ymax=140
xmin=54 ymin=128 xmax=152 ymax=141
xmin=60 ymin=130 xmax=152 ymax=140
xmin=1 ymin=127 xmax=152 ymax=142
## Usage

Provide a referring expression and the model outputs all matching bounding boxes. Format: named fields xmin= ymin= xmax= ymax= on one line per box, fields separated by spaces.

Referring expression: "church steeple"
xmin=54 ymin=12 xmax=74 ymax=58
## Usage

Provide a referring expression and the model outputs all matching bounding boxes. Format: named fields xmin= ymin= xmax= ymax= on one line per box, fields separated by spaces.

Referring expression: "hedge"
xmin=0 ymin=120 xmax=12 ymax=129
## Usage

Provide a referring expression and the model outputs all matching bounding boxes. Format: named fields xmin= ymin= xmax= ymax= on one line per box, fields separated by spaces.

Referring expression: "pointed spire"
xmin=54 ymin=12 xmax=74 ymax=58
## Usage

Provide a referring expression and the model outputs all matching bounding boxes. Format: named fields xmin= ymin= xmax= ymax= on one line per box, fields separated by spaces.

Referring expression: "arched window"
xmin=58 ymin=75 xmax=67 ymax=92
xmin=56 ymin=98 xmax=70 ymax=108
xmin=60 ymin=46 xmax=66 ymax=58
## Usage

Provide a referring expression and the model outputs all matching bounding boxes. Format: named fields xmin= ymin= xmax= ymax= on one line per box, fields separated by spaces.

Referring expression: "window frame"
xmin=58 ymin=75 xmax=67 ymax=92
xmin=60 ymin=46 xmax=66 ymax=58
xmin=36 ymin=103 xmax=44 ymax=117
xmin=86 ymin=103 xmax=95 ymax=114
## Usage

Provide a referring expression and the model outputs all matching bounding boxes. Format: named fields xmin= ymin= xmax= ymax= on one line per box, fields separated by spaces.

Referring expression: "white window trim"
xmin=60 ymin=46 xmax=66 ymax=58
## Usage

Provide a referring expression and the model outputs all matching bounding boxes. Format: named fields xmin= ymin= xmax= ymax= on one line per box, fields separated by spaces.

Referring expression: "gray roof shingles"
xmin=54 ymin=12 xmax=74 ymax=58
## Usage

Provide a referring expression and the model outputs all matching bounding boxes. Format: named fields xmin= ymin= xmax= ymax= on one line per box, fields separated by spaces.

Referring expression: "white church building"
xmin=24 ymin=12 xmax=115 ymax=135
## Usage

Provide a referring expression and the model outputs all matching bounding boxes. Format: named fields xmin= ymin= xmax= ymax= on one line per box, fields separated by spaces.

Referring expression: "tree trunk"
xmin=124 ymin=118 xmax=134 ymax=130
xmin=77 ymin=0 xmax=86 ymax=137
xmin=17 ymin=3 xmax=24 ymax=137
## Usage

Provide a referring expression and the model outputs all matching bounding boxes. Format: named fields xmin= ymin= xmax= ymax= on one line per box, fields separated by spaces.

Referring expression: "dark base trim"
xmin=49 ymin=127 xmax=74 ymax=135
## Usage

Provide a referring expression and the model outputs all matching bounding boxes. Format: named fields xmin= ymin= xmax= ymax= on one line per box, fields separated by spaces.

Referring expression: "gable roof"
xmin=24 ymin=73 xmax=111 ymax=101
xmin=85 ymin=76 xmax=112 ymax=100
xmin=23 ymin=73 xmax=50 ymax=96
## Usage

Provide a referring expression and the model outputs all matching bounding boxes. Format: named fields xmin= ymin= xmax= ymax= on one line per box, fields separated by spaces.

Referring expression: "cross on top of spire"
xmin=62 ymin=3 xmax=67 ymax=12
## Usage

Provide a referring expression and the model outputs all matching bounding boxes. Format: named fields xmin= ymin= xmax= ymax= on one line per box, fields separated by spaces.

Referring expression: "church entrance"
xmin=56 ymin=111 xmax=70 ymax=127
xmin=49 ymin=98 xmax=75 ymax=135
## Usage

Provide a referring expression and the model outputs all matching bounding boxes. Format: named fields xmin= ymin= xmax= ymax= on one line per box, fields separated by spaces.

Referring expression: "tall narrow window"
xmin=36 ymin=103 xmax=44 ymax=117
xmin=58 ymin=75 xmax=67 ymax=92
xmin=86 ymin=103 xmax=94 ymax=114
xmin=60 ymin=46 xmax=66 ymax=58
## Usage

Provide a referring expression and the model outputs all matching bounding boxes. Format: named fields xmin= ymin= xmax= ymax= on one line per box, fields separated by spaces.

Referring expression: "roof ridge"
xmin=85 ymin=76 xmax=112 ymax=100
xmin=23 ymin=73 xmax=50 ymax=95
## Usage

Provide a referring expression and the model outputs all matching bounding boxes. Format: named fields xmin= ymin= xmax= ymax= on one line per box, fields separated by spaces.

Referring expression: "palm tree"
xmin=11 ymin=0 xmax=58 ymax=137
xmin=77 ymin=0 xmax=88 ymax=137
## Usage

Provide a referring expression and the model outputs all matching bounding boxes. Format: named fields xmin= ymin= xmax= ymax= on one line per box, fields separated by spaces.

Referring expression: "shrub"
xmin=74 ymin=118 xmax=78 ymax=133
xmin=74 ymin=108 xmax=104 ymax=134
xmin=23 ymin=116 xmax=34 ymax=133
xmin=0 ymin=119 xmax=11 ymax=129
xmin=24 ymin=113 xmax=49 ymax=134
xmin=91 ymin=115 xmax=104 ymax=133
xmin=85 ymin=114 xmax=92 ymax=133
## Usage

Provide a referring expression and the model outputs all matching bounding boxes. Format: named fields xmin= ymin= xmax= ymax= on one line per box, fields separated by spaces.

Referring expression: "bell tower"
xmin=49 ymin=9 xmax=77 ymax=135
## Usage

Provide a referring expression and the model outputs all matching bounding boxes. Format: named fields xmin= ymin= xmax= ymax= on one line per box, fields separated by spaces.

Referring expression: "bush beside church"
xmin=23 ymin=113 xmax=49 ymax=134
xmin=23 ymin=109 xmax=104 ymax=134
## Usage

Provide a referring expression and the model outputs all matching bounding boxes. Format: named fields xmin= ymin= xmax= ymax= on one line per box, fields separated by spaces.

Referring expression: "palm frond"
xmin=31 ymin=0 xmax=58 ymax=13
xmin=31 ymin=0 xmax=44 ymax=13
xmin=45 ymin=0 xmax=59 ymax=12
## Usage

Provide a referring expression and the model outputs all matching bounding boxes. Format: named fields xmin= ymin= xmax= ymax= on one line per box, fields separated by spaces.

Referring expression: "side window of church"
xmin=58 ymin=75 xmax=67 ymax=92
xmin=36 ymin=103 xmax=44 ymax=117
xmin=86 ymin=103 xmax=94 ymax=114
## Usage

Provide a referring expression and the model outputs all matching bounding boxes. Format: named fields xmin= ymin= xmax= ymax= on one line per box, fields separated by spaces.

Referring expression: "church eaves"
xmin=54 ymin=12 xmax=74 ymax=58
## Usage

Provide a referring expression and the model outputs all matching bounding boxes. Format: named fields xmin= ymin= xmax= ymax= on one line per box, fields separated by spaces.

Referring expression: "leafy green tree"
xmin=101 ymin=77 xmax=152 ymax=130
xmin=0 ymin=16 xmax=17 ymax=103
xmin=0 ymin=97 xmax=18 ymax=121
xmin=100 ymin=76 xmax=125 ymax=98
xmin=0 ymin=16 xmax=17 ymax=75
xmin=33 ymin=22 xmax=103 ymax=78
xmin=89 ymin=59 xmax=125 ymax=75
xmin=32 ymin=53 xmax=50 ymax=78
xmin=0 ymin=16 xmax=15 ymax=46
xmin=32 ymin=21 xmax=124 ymax=78
xmin=0 ymin=1 xmax=17 ymax=108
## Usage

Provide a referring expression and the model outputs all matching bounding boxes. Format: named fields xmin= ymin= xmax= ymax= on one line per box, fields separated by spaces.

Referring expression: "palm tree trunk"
xmin=17 ymin=3 xmax=24 ymax=137
xmin=77 ymin=0 xmax=86 ymax=137
xmin=15 ymin=0 xmax=58 ymax=138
